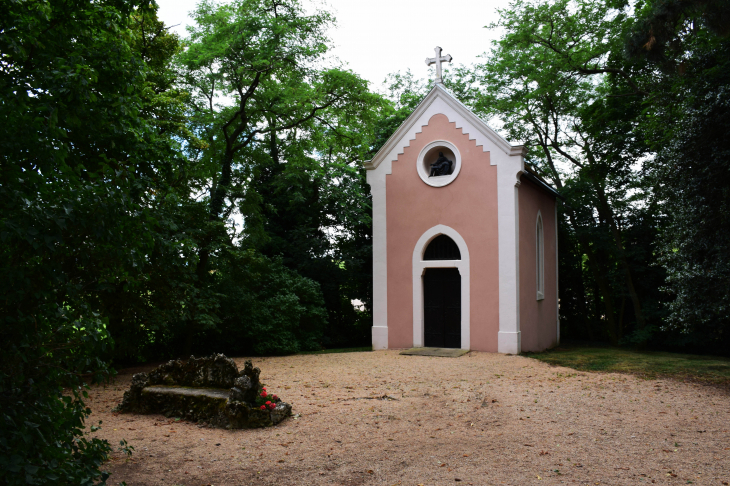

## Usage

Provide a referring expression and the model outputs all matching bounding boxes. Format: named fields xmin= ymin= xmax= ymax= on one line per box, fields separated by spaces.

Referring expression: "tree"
xmin=85 ymin=7 xmax=214 ymax=363
xmin=452 ymin=0 xmax=730 ymax=350
xmin=627 ymin=0 xmax=730 ymax=351
xmin=452 ymin=0 xmax=659 ymax=343
xmin=0 ymin=0 xmax=178 ymax=483
xmin=249 ymin=122 xmax=374 ymax=348
xmin=177 ymin=0 xmax=384 ymax=351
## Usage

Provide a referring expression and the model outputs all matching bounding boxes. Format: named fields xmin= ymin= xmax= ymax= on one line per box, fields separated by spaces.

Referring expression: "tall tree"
xmin=90 ymin=7 xmax=213 ymax=363
xmin=0 ymin=0 xmax=179 ymax=483
xmin=627 ymin=0 xmax=730 ymax=351
xmin=250 ymin=119 xmax=377 ymax=348
xmin=452 ymin=0 xmax=655 ymax=343
xmin=177 ymin=0 xmax=383 ymax=350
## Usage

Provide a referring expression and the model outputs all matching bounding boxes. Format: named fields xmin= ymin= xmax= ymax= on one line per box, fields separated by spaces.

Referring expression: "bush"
xmin=212 ymin=250 xmax=328 ymax=355
xmin=0 ymin=311 xmax=114 ymax=485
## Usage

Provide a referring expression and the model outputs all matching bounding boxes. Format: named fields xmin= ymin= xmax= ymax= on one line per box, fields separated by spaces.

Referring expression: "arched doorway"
xmin=424 ymin=268 xmax=461 ymax=347
xmin=412 ymin=225 xmax=470 ymax=350
xmin=423 ymin=235 xmax=462 ymax=348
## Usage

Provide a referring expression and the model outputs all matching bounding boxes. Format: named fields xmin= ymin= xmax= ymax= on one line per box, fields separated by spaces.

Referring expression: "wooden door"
xmin=423 ymin=268 xmax=461 ymax=348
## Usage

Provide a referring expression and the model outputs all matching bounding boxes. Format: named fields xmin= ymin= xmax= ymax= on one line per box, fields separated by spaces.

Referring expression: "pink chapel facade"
xmin=364 ymin=84 xmax=559 ymax=354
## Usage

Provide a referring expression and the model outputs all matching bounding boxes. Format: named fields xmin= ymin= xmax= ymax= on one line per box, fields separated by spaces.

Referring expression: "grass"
xmin=297 ymin=346 xmax=372 ymax=355
xmin=525 ymin=344 xmax=730 ymax=386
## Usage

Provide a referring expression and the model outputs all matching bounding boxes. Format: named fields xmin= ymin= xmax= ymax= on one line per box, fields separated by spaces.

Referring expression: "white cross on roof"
xmin=425 ymin=46 xmax=453 ymax=85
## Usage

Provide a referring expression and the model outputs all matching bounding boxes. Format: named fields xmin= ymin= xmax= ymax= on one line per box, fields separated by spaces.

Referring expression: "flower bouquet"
xmin=254 ymin=386 xmax=282 ymax=411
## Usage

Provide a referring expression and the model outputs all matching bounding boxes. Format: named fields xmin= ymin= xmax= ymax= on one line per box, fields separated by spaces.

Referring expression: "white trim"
xmin=536 ymin=210 xmax=545 ymax=301
xmin=555 ymin=203 xmax=560 ymax=345
xmin=368 ymin=168 xmax=388 ymax=350
xmin=364 ymin=84 xmax=525 ymax=173
xmin=416 ymin=140 xmax=462 ymax=187
xmin=496 ymin=162 xmax=522 ymax=354
xmin=412 ymin=225 xmax=470 ymax=350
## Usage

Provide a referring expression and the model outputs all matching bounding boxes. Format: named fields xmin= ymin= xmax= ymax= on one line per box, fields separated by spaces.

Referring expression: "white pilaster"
xmin=496 ymin=156 xmax=523 ymax=354
xmin=368 ymin=167 xmax=389 ymax=350
xmin=555 ymin=199 xmax=560 ymax=346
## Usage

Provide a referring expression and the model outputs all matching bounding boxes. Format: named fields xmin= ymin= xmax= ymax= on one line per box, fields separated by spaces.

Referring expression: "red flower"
xmin=260 ymin=391 xmax=268 ymax=398
xmin=260 ymin=405 xmax=266 ymax=410
xmin=272 ymin=395 xmax=278 ymax=401
xmin=262 ymin=387 xmax=267 ymax=391
xmin=268 ymin=402 xmax=276 ymax=410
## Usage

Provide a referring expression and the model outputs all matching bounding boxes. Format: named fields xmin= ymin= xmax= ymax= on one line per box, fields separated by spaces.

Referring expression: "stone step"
xmin=399 ymin=347 xmax=470 ymax=357
xmin=142 ymin=385 xmax=229 ymax=400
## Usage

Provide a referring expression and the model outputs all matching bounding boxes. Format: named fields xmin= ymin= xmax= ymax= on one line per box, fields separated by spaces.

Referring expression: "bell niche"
xmin=416 ymin=140 xmax=462 ymax=187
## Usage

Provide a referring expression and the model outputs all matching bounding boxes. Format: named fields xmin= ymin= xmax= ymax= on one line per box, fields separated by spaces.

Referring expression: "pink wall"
xmin=518 ymin=177 xmax=558 ymax=352
xmin=385 ymin=114 xmax=500 ymax=351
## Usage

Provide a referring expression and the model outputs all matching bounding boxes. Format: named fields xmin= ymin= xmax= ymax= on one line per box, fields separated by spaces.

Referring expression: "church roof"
xmin=364 ymin=83 xmax=525 ymax=171
xmin=522 ymin=165 xmax=562 ymax=199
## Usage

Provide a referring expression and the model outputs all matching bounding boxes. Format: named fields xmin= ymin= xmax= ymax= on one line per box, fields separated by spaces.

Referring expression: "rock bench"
xmin=115 ymin=354 xmax=291 ymax=429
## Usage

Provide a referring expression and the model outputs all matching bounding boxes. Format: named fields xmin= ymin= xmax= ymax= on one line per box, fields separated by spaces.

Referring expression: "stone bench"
xmin=115 ymin=354 xmax=291 ymax=429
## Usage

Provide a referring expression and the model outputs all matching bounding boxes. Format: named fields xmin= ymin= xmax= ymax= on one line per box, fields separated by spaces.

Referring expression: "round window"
xmin=416 ymin=140 xmax=462 ymax=187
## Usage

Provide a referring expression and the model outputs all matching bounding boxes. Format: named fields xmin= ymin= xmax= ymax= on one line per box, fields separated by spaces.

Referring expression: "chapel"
xmin=365 ymin=47 xmax=559 ymax=354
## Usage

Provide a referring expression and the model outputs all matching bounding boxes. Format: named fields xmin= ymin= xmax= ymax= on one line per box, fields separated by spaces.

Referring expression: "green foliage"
xmin=370 ymin=71 xmax=430 ymax=153
xmin=619 ymin=0 xmax=730 ymax=351
xmin=249 ymin=109 xmax=375 ymax=349
xmin=178 ymin=0 xmax=383 ymax=226
xmin=172 ymin=0 xmax=386 ymax=352
xmin=47 ymin=7 xmax=215 ymax=365
xmin=626 ymin=0 xmax=730 ymax=64
xmin=118 ymin=439 xmax=134 ymax=459
xmin=526 ymin=344 xmax=730 ymax=385
xmin=0 ymin=313 xmax=114 ymax=485
xmin=213 ymin=251 xmax=328 ymax=355
xmin=0 ymin=0 xmax=173 ymax=483
xmin=653 ymin=42 xmax=730 ymax=351
xmin=461 ymin=0 xmax=730 ymax=351
xmin=38 ymin=0 xmax=388 ymax=365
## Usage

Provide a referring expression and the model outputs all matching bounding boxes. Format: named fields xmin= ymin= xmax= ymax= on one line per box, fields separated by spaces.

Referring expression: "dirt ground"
xmin=88 ymin=350 xmax=730 ymax=485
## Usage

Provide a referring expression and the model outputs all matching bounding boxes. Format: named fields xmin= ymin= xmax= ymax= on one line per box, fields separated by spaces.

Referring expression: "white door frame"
xmin=412 ymin=225 xmax=470 ymax=350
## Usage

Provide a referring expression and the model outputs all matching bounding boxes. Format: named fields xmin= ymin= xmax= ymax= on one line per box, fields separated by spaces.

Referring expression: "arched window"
xmin=536 ymin=212 xmax=545 ymax=300
xmin=424 ymin=234 xmax=461 ymax=260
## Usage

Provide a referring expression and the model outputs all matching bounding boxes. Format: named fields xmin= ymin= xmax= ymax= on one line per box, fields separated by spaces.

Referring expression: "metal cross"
xmin=425 ymin=46 xmax=453 ymax=85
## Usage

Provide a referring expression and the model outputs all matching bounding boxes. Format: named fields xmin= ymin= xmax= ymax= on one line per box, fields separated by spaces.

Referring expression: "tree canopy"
xmin=447 ymin=0 xmax=730 ymax=348
xmin=2 ymin=0 xmax=729 ymax=483
xmin=1 ymin=0 xmax=173 ymax=483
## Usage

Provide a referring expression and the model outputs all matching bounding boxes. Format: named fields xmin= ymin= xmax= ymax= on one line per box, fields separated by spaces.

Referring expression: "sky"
xmin=155 ymin=0 xmax=513 ymax=91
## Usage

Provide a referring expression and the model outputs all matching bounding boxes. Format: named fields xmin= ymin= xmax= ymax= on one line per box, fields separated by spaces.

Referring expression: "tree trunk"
xmin=567 ymin=210 xmax=620 ymax=344
xmin=540 ymin=145 xmax=619 ymax=343
xmin=184 ymin=151 xmax=235 ymax=356
xmin=592 ymin=182 xmax=647 ymax=332
xmin=618 ymin=295 xmax=626 ymax=341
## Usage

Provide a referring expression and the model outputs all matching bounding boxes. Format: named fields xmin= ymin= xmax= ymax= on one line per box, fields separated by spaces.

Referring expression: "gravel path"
xmin=88 ymin=350 xmax=730 ymax=485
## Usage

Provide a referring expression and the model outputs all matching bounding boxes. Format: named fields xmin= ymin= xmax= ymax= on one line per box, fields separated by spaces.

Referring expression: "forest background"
xmin=0 ymin=0 xmax=728 ymax=484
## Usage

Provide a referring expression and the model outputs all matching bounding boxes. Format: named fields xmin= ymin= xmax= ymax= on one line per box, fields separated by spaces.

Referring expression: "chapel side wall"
xmin=385 ymin=113 xmax=500 ymax=351
xmin=518 ymin=178 xmax=558 ymax=352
